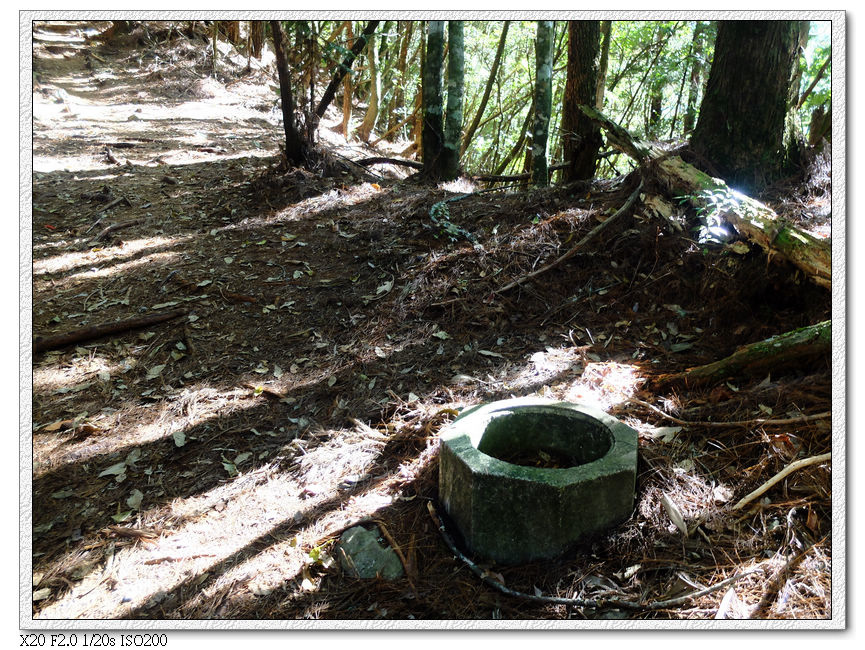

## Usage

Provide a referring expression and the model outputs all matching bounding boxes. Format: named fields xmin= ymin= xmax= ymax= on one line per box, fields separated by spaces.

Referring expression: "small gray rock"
xmin=337 ymin=526 xmax=404 ymax=580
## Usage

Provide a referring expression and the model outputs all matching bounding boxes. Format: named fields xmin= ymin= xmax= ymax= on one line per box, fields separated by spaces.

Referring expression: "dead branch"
xmin=732 ymin=452 xmax=831 ymax=511
xmin=626 ymin=397 xmax=831 ymax=429
xmin=355 ymin=156 xmax=424 ymax=170
xmin=33 ymin=309 xmax=186 ymax=353
xmin=84 ymin=195 xmax=131 ymax=233
xmin=496 ymin=179 xmax=643 ymax=293
xmin=93 ymin=218 xmax=144 ymax=241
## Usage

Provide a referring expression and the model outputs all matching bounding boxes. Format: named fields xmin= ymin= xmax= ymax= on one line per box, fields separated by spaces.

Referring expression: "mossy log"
xmin=578 ymin=105 xmax=831 ymax=289
xmin=654 ymin=320 xmax=830 ymax=388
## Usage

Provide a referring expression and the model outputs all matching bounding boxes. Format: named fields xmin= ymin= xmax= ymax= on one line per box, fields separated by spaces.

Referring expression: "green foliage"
xmin=795 ymin=21 xmax=831 ymax=133
xmin=266 ymin=18 xmax=829 ymax=180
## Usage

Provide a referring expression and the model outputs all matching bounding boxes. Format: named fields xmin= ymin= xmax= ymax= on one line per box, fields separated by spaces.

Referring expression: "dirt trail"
xmin=29 ymin=21 xmax=832 ymax=621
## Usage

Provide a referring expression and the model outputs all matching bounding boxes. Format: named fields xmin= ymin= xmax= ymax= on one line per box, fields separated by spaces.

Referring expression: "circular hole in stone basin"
xmin=476 ymin=409 xmax=613 ymax=469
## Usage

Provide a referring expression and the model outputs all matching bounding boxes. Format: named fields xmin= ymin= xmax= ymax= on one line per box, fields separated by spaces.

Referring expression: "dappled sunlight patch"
xmin=272 ymin=181 xmax=387 ymax=223
xmin=571 ymin=360 xmax=644 ymax=409
xmin=33 ymin=235 xmax=190 ymax=276
xmin=35 ymin=463 xmax=313 ymax=619
xmin=439 ymin=177 xmax=478 ymax=194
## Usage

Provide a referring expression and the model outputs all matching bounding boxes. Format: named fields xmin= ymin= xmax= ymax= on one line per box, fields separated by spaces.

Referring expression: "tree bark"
xmin=461 ymin=21 xmax=510 ymax=156
xmin=270 ymin=21 xmax=306 ymax=165
xmin=249 ymin=21 xmax=265 ymax=60
xmin=682 ymin=21 xmax=706 ymax=135
xmin=422 ymin=21 xmax=446 ymax=179
xmin=561 ymin=21 xmax=603 ymax=182
xmin=440 ymin=21 xmax=464 ymax=180
xmin=646 ymin=25 xmax=666 ymax=139
xmin=356 ymin=31 xmax=380 ymax=142
xmin=314 ymin=20 xmax=380 ymax=119
xmin=531 ymin=21 xmax=555 ymax=186
xmin=315 ymin=20 xmax=379 ymax=117
xmin=595 ymin=20 xmax=612 ymax=109
xmin=690 ymin=21 xmax=801 ymax=193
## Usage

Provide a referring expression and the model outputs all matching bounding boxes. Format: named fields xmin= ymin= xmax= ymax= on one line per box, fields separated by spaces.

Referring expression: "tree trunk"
xmin=342 ymin=23 xmax=354 ymax=138
xmin=646 ymin=25 xmax=666 ymax=139
xmin=595 ymin=20 xmax=612 ymax=109
xmin=270 ymin=20 xmax=305 ymax=165
xmin=249 ymin=21 xmax=265 ymax=60
xmin=222 ymin=20 xmax=240 ymax=45
xmin=655 ymin=320 xmax=830 ymax=387
xmin=438 ymin=21 xmax=465 ymax=180
xmin=808 ymin=102 xmax=831 ymax=145
xmin=493 ymin=98 xmax=534 ymax=176
xmin=387 ymin=21 xmax=414 ymax=136
xmin=315 ymin=20 xmax=380 ymax=119
xmin=682 ymin=21 xmax=706 ymax=135
xmin=690 ymin=21 xmax=801 ymax=193
xmin=788 ymin=21 xmax=811 ymax=109
xmin=461 ymin=21 xmax=510 ymax=156
xmin=561 ymin=21 xmax=603 ymax=182
xmin=356 ymin=32 xmax=380 ymax=142
xmin=531 ymin=21 xmax=555 ymax=186
xmin=422 ymin=21 xmax=446 ymax=179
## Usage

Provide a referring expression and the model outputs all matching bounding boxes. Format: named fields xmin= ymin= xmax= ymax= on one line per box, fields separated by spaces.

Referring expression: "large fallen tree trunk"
xmin=578 ymin=105 xmax=831 ymax=289
xmin=654 ymin=320 xmax=830 ymax=388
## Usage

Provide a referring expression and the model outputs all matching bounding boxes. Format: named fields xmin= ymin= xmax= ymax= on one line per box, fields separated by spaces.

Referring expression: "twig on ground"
xmin=626 ymin=398 xmax=831 ymax=429
xmin=732 ymin=452 xmax=831 ymax=511
xmin=496 ymin=180 xmax=643 ymax=293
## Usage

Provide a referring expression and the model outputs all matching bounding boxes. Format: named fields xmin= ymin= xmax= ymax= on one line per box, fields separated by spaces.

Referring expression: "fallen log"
xmin=355 ymin=157 xmax=423 ymax=170
xmin=33 ymin=309 xmax=186 ymax=353
xmin=653 ymin=320 xmax=830 ymax=388
xmin=578 ymin=105 xmax=831 ymax=289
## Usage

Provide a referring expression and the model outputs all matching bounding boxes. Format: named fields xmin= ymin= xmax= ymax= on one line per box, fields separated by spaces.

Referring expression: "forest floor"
xmin=29 ymin=22 xmax=834 ymax=622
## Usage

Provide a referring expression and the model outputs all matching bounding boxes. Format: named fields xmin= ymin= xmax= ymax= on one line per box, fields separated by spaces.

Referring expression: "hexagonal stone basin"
xmin=439 ymin=398 xmax=638 ymax=565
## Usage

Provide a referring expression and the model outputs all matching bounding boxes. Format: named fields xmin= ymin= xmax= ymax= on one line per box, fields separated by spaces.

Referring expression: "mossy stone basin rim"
xmin=438 ymin=397 xmax=638 ymax=565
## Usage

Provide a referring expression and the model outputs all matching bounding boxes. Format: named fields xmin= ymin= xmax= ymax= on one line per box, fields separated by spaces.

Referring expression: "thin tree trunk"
xmin=387 ymin=21 xmax=414 ymax=135
xmin=532 ymin=21 xmax=555 ymax=186
xmin=595 ymin=20 xmax=611 ymax=109
xmin=493 ymin=98 xmax=534 ymax=176
xmin=797 ymin=55 xmax=831 ymax=110
xmin=461 ymin=21 xmax=510 ymax=156
xmin=422 ymin=21 xmax=446 ymax=178
xmin=249 ymin=21 xmax=265 ymax=60
xmin=356 ymin=32 xmax=380 ymax=142
xmin=314 ymin=20 xmax=380 ymax=119
xmin=682 ymin=21 xmax=706 ymax=135
xmin=440 ymin=21 xmax=465 ymax=180
xmin=342 ymin=23 xmax=354 ymax=138
xmin=270 ymin=21 xmax=305 ymax=164
xmin=646 ymin=24 xmax=670 ymax=138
